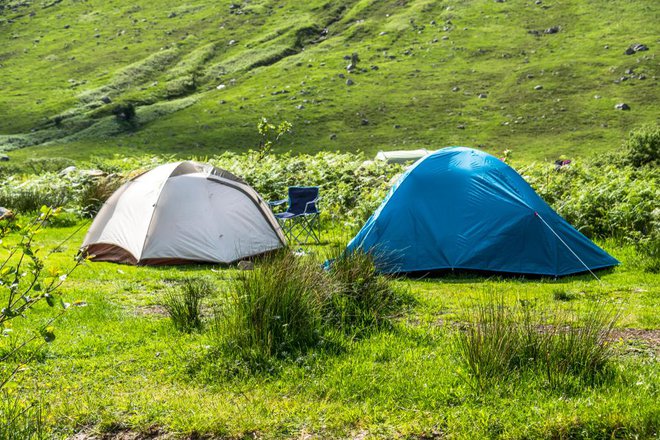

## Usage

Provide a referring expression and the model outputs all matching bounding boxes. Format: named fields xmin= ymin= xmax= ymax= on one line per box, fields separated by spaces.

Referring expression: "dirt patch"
xmin=68 ymin=427 xmax=221 ymax=440
xmin=133 ymin=304 xmax=168 ymax=316
xmin=612 ymin=328 xmax=660 ymax=357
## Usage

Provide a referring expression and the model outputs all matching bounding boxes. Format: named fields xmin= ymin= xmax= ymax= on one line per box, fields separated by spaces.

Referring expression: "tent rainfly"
xmin=81 ymin=161 xmax=286 ymax=265
xmin=347 ymin=147 xmax=619 ymax=277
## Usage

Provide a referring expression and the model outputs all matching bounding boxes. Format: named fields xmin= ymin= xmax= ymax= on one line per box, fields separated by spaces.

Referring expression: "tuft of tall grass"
xmin=455 ymin=297 xmax=619 ymax=391
xmin=326 ymin=249 xmax=409 ymax=337
xmin=214 ymin=251 xmax=329 ymax=368
xmin=0 ymin=391 xmax=47 ymax=440
xmin=163 ymin=277 xmax=214 ymax=333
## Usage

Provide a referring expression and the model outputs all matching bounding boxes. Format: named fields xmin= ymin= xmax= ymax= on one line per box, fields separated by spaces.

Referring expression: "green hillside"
xmin=0 ymin=0 xmax=658 ymax=162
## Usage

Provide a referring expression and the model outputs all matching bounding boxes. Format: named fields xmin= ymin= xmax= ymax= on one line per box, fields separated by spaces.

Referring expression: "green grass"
xmin=1 ymin=222 xmax=658 ymax=438
xmin=1 ymin=0 xmax=658 ymax=162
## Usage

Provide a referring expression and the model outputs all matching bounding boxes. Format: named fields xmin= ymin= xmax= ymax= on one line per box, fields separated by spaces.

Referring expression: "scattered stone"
xmin=346 ymin=78 xmax=354 ymax=86
xmin=329 ymin=133 xmax=337 ymax=140
xmin=638 ymin=74 xmax=646 ymax=80
xmin=478 ymin=93 xmax=488 ymax=98
xmin=360 ymin=119 xmax=369 ymax=125
xmin=452 ymin=86 xmax=460 ymax=92
xmin=535 ymin=0 xmax=542 ymax=4
xmin=100 ymin=96 xmax=111 ymax=104
xmin=237 ymin=260 xmax=254 ymax=271
xmin=534 ymin=85 xmax=543 ymax=90
xmin=216 ymin=84 xmax=226 ymax=90
xmin=343 ymin=55 xmax=351 ymax=60
xmin=393 ymin=124 xmax=401 ymax=129
xmin=94 ymin=33 xmax=101 ymax=38
xmin=218 ymin=100 xmax=226 ymax=104
xmin=614 ymin=103 xmax=630 ymax=110
xmin=625 ymin=43 xmax=648 ymax=55
xmin=168 ymin=12 xmax=177 ymax=18
xmin=370 ymin=65 xmax=379 ymax=70
xmin=338 ymin=73 xmax=345 ymax=79
xmin=594 ymin=95 xmax=601 ymax=99
xmin=59 ymin=166 xmax=77 ymax=175
xmin=0 ymin=155 xmax=9 ymax=162
xmin=604 ymin=44 xmax=609 ymax=49
xmin=544 ymin=26 xmax=560 ymax=34
xmin=63 ymin=24 xmax=70 ymax=29
xmin=494 ymin=0 xmax=505 ymax=2
xmin=625 ymin=68 xmax=634 ymax=74
xmin=457 ymin=124 xmax=466 ymax=129
xmin=0 ymin=207 xmax=13 ymax=220
xmin=228 ymin=39 xmax=237 ymax=46
xmin=379 ymin=31 xmax=387 ymax=36
xmin=619 ymin=76 xmax=629 ymax=82
xmin=432 ymin=38 xmax=439 ymax=43
xmin=430 ymin=20 xmax=436 ymax=25
xmin=296 ymin=104 xmax=304 ymax=110
xmin=441 ymin=36 xmax=449 ymax=40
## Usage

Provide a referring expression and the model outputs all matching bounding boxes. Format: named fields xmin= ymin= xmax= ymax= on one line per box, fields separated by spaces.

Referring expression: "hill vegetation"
xmin=1 ymin=0 xmax=658 ymax=161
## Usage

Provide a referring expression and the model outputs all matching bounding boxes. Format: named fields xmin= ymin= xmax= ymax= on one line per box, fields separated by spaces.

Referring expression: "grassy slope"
xmin=6 ymin=223 xmax=660 ymax=439
xmin=1 ymin=0 xmax=658 ymax=162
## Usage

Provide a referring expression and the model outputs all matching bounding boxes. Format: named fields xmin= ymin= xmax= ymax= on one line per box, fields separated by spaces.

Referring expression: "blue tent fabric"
xmin=346 ymin=147 xmax=619 ymax=276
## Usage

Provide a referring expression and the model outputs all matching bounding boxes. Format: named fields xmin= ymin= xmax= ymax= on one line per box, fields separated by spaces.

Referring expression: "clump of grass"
xmin=214 ymin=251 xmax=328 ymax=369
xmin=163 ymin=277 xmax=214 ymax=333
xmin=552 ymin=289 xmax=578 ymax=301
xmin=0 ymin=391 xmax=46 ymax=440
xmin=455 ymin=297 xmax=619 ymax=391
xmin=326 ymin=249 xmax=410 ymax=337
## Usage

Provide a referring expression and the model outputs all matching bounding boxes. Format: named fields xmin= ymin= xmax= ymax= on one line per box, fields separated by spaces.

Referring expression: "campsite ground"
xmin=6 ymin=222 xmax=658 ymax=439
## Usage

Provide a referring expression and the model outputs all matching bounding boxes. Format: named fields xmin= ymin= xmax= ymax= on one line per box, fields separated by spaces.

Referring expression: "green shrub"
xmin=326 ymin=249 xmax=409 ymax=336
xmin=552 ymin=289 xmax=577 ymax=301
xmin=78 ymin=174 xmax=122 ymax=216
xmin=163 ymin=278 xmax=214 ymax=333
xmin=622 ymin=123 xmax=660 ymax=168
xmin=215 ymin=252 xmax=328 ymax=368
xmin=455 ymin=298 xmax=618 ymax=391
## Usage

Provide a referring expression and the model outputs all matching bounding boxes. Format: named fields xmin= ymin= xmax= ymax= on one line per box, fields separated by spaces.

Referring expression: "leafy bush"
xmin=214 ymin=252 xmax=328 ymax=368
xmin=163 ymin=278 xmax=214 ymax=333
xmin=622 ymin=123 xmax=660 ymax=168
xmin=326 ymin=249 xmax=409 ymax=336
xmin=455 ymin=298 xmax=619 ymax=391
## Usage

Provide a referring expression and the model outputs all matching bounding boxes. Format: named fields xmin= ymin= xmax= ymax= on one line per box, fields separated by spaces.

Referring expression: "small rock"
xmin=101 ymin=96 xmax=112 ymax=104
xmin=343 ymin=55 xmax=351 ymax=60
xmin=296 ymin=104 xmax=304 ymax=110
xmin=237 ymin=260 xmax=254 ymax=271
xmin=432 ymin=38 xmax=439 ymax=43
xmin=494 ymin=0 xmax=505 ymax=2
xmin=452 ymin=86 xmax=460 ymax=92
xmin=94 ymin=33 xmax=101 ymax=38
xmin=457 ymin=124 xmax=466 ymax=129
xmin=535 ymin=0 xmax=542 ymax=4
xmin=59 ymin=166 xmax=77 ymax=175
xmin=594 ymin=95 xmax=601 ymax=99
xmin=0 ymin=155 xmax=9 ymax=162
xmin=534 ymin=85 xmax=543 ymax=90
xmin=603 ymin=44 xmax=609 ymax=49
xmin=64 ymin=24 xmax=70 ymax=29
xmin=441 ymin=36 xmax=449 ymax=40
xmin=620 ymin=76 xmax=629 ymax=82
xmin=370 ymin=65 xmax=379 ymax=70
xmin=338 ymin=73 xmax=345 ymax=79
xmin=614 ymin=103 xmax=630 ymax=110
xmin=638 ymin=74 xmax=646 ymax=80
xmin=360 ymin=119 xmax=369 ymax=125
xmin=625 ymin=43 xmax=648 ymax=55
xmin=168 ymin=12 xmax=177 ymax=18
xmin=379 ymin=31 xmax=387 ymax=36
xmin=625 ymin=68 xmax=634 ymax=74
xmin=430 ymin=20 xmax=436 ymax=25
xmin=329 ymin=133 xmax=337 ymax=140
xmin=346 ymin=78 xmax=354 ymax=86
xmin=228 ymin=39 xmax=237 ymax=46
xmin=544 ymin=26 xmax=560 ymax=34
xmin=393 ymin=124 xmax=401 ymax=129
xmin=219 ymin=100 xmax=226 ymax=104
xmin=478 ymin=93 xmax=488 ymax=98
xmin=216 ymin=84 xmax=226 ymax=90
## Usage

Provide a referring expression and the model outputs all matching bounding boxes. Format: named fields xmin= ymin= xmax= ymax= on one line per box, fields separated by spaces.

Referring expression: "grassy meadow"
xmin=1 ymin=0 xmax=659 ymax=161
xmin=0 ymin=219 xmax=657 ymax=439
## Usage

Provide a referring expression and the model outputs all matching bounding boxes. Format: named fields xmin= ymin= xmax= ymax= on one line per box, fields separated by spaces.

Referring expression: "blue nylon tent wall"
xmin=347 ymin=147 xmax=618 ymax=276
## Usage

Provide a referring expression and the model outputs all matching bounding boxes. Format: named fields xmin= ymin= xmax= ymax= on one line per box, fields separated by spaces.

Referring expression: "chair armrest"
xmin=268 ymin=199 xmax=288 ymax=207
xmin=303 ymin=196 xmax=320 ymax=214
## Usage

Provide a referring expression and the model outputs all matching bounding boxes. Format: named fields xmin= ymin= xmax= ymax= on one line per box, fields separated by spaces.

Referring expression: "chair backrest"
xmin=287 ymin=186 xmax=319 ymax=215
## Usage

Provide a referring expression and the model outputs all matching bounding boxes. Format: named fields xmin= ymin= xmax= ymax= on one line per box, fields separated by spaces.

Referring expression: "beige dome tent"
xmin=81 ymin=161 xmax=286 ymax=265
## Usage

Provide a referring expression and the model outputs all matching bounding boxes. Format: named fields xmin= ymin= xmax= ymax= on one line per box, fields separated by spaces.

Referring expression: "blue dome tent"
xmin=346 ymin=147 xmax=618 ymax=276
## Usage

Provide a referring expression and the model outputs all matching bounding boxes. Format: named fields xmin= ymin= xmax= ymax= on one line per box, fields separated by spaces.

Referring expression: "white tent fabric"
xmin=81 ymin=161 xmax=285 ymax=265
xmin=375 ymin=149 xmax=430 ymax=164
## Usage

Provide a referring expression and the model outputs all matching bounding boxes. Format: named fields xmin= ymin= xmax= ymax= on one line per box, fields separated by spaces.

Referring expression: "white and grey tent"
xmin=81 ymin=161 xmax=286 ymax=265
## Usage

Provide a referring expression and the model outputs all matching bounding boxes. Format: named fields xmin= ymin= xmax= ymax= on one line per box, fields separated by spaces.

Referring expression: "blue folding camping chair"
xmin=269 ymin=186 xmax=321 ymax=244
